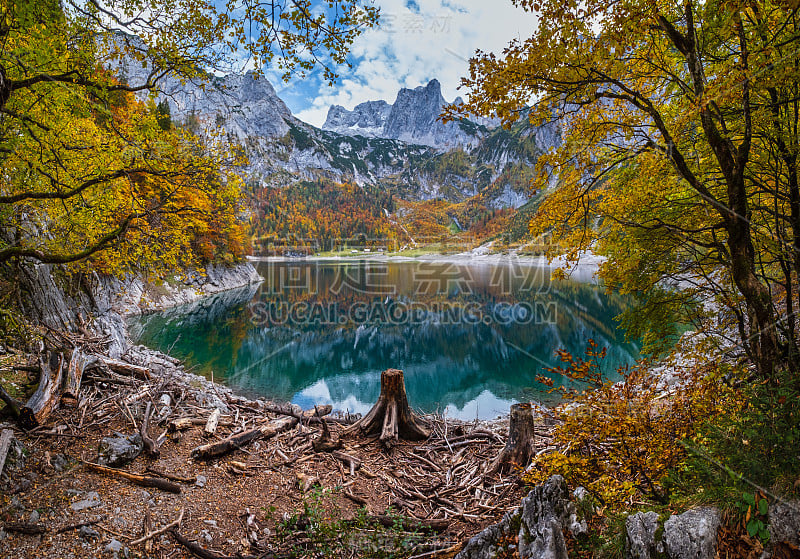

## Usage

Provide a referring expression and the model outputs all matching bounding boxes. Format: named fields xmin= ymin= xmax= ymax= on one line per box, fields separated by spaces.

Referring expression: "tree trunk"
xmin=489 ymin=402 xmax=535 ymax=475
xmin=61 ymin=348 xmax=96 ymax=407
xmin=344 ymin=368 xmax=429 ymax=448
xmin=0 ymin=62 xmax=10 ymax=111
xmin=20 ymin=352 xmax=64 ymax=430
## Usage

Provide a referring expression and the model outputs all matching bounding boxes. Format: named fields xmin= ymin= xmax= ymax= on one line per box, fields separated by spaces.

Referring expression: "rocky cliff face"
xmin=383 ymin=80 xmax=479 ymax=149
xmin=17 ymin=259 xmax=263 ymax=358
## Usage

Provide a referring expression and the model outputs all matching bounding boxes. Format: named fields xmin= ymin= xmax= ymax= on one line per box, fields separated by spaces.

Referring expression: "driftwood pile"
xmin=0 ymin=332 xmax=558 ymax=558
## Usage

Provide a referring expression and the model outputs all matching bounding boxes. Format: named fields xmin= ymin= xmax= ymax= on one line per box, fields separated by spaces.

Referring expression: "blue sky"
xmin=266 ymin=0 xmax=539 ymax=127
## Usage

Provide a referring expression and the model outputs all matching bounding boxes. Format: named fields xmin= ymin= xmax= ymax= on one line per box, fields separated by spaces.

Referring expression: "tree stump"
xmin=20 ymin=352 xmax=64 ymax=430
xmin=344 ymin=368 xmax=429 ymax=448
xmin=489 ymin=402 xmax=536 ymax=474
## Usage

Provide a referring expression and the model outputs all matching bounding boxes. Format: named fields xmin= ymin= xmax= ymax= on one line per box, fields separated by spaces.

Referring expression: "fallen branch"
xmin=0 ymin=385 xmax=21 ymax=419
xmin=262 ymin=402 xmax=336 ymax=424
xmin=130 ymin=507 xmax=184 ymax=546
xmin=169 ymin=417 xmax=234 ymax=432
xmin=331 ymin=450 xmax=361 ymax=475
xmin=191 ymin=415 xmax=299 ymax=460
xmin=2 ymin=522 xmax=47 ymax=535
xmin=140 ymin=401 xmax=160 ymax=457
xmin=145 ymin=466 xmax=196 ymax=484
xmin=83 ymin=462 xmax=181 ymax=493
xmin=204 ymin=408 xmax=221 ymax=437
xmin=55 ymin=516 xmax=107 ymax=534
xmin=171 ymin=529 xmax=259 ymax=559
xmin=312 ymin=406 xmax=341 ymax=452
xmin=94 ymin=356 xmax=150 ymax=380
xmin=342 ymin=491 xmax=368 ymax=506
xmin=367 ymin=515 xmax=449 ymax=533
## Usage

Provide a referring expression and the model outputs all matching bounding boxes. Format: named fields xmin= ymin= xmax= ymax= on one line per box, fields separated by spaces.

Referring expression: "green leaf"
xmin=747 ymin=519 xmax=761 ymax=538
xmin=758 ymin=499 xmax=768 ymax=516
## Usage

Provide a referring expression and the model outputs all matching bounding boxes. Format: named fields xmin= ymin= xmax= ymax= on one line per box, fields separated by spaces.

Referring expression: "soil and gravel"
xmin=0 ymin=340 xmax=556 ymax=559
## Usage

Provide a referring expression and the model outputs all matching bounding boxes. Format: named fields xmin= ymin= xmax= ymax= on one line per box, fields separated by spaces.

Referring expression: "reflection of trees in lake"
xmin=130 ymin=262 xmax=640 ymax=413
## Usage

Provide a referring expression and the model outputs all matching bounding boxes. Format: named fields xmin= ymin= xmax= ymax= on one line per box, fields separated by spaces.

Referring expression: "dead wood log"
xmin=140 ymin=401 xmax=160 ymax=457
xmin=145 ymin=466 xmax=196 ymax=484
xmin=61 ymin=348 xmax=96 ymax=407
xmin=94 ymin=356 xmax=150 ymax=379
xmin=331 ymin=450 xmax=361 ymax=475
xmin=367 ymin=515 xmax=449 ymax=533
xmin=0 ymin=429 xmax=14 ymax=477
xmin=343 ymin=368 xmax=429 ymax=448
xmin=296 ymin=472 xmax=320 ymax=492
xmin=190 ymin=416 xmax=297 ymax=460
xmin=169 ymin=416 xmax=234 ymax=431
xmin=131 ymin=508 xmax=184 ymax=546
xmin=84 ymin=462 xmax=181 ymax=493
xmin=342 ymin=491 xmax=368 ymax=506
xmin=0 ymin=384 xmax=21 ymax=418
xmin=204 ymin=408 xmax=221 ymax=437
xmin=20 ymin=352 xmax=64 ymax=430
xmin=489 ymin=402 xmax=535 ymax=475
xmin=2 ymin=522 xmax=47 ymax=535
xmin=311 ymin=406 xmax=341 ymax=452
xmin=54 ymin=517 xmax=107 ymax=534
xmin=171 ymin=529 xmax=260 ymax=559
xmin=261 ymin=402 xmax=334 ymax=424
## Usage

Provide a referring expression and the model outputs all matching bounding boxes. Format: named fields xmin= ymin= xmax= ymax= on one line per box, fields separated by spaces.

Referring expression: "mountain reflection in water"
xmin=128 ymin=260 xmax=640 ymax=420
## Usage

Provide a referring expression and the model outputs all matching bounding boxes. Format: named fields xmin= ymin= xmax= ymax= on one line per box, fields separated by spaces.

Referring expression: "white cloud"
xmin=294 ymin=0 xmax=539 ymax=126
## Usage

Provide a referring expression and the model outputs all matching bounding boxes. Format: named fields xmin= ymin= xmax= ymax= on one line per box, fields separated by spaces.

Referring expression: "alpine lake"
xmin=128 ymin=258 xmax=641 ymax=420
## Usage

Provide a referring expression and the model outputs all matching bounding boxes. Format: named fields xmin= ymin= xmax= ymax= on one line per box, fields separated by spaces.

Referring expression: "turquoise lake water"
xmin=129 ymin=259 xmax=640 ymax=419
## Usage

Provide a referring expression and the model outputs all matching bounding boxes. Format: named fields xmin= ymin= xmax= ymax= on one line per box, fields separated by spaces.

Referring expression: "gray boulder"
xmin=71 ymin=491 xmax=102 ymax=512
xmin=662 ymin=507 xmax=720 ymax=559
xmin=97 ymin=432 xmax=142 ymax=466
xmin=456 ymin=475 xmax=581 ymax=559
xmin=625 ymin=511 xmax=660 ymax=559
xmin=769 ymin=499 xmax=800 ymax=548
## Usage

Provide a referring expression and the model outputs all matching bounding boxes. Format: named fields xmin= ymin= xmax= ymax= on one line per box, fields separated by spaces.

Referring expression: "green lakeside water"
xmin=128 ymin=259 xmax=640 ymax=420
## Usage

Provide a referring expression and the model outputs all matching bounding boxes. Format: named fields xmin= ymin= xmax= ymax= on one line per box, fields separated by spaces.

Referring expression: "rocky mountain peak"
xmin=322 ymin=79 xmax=484 ymax=149
xmin=323 ymin=100 xmax=392 ymax=137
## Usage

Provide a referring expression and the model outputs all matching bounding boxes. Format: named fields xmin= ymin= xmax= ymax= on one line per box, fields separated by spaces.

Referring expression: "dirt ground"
xmin=0 ymin=347 xmax=553 ymax=559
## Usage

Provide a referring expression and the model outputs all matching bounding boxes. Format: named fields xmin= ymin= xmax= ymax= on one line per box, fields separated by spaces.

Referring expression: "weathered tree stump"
xmin=489 ymin=402 xmax=536 ymax=474
xmin=61 ymin=348 xmax=96 ymax=407
xmin=344 ymin=368 xmax=429 ymax=448
xmin=20 ymin=352 xmax=64 ymax=430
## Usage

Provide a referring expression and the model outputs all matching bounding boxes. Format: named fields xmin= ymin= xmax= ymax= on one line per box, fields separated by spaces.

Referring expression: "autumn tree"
xmin=0 ymin=0 xmax=378 ymax=270
xmin=451 ymin=0 xmax=800 ymax=377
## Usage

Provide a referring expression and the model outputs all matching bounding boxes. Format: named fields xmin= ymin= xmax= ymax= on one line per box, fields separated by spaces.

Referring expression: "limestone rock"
xmin=662 ymin=507 xmax=721 ymax=559
xmin=97 ymin=432 xmax=142 ymax=467
xmin=625 ymin=511 xmax=660 ymax=559
xmin=769 ymin=499 xmax=800 ymax=548
xmin=71 ymin=491 xmax=102 ymax=512
xmin=456 ymin=475 xmax=578 ymax=559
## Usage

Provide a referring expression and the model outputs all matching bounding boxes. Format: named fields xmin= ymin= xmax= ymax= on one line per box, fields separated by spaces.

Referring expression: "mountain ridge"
xmin=111 ymin=40 xmax=559 ymax=208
